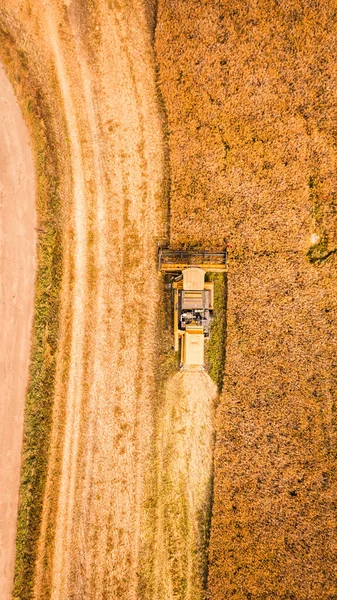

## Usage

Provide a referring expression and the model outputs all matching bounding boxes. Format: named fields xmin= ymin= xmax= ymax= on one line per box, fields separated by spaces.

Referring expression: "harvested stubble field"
xmin=151 ymin=368 xmax=217 ymax=600
xmin=155 ymin=0 xmax=337 ymax=598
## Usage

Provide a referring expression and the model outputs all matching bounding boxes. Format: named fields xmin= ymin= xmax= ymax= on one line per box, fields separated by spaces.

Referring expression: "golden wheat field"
xmin=155 ymin=0 xmax=337 ymax=598
xmin=0 ymin=0 xmax=336 ymax=599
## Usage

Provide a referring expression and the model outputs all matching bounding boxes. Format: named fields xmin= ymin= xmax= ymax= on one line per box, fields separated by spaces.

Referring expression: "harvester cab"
xmin=158 ymin=246 xmax=228 ymax=368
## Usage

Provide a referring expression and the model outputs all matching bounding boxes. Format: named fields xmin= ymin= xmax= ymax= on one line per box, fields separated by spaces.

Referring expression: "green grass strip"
xmin=206 ymin=273 xmax=228 ymax=392
xmin=0 ymin=28 xmax=63 ymax=600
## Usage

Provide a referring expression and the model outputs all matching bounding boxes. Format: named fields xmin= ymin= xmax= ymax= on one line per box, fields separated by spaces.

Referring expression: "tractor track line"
xmin=39 ymin=7 xmax=89 ymax=599
xmin=60 ymin=9 xmax=109 ymax=596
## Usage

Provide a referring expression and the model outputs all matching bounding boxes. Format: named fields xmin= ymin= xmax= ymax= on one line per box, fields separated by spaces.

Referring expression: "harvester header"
xmin=158 ymin=247 xmax=228 ymax=273
xmin=158 ymin=245 xmax=228 ymax=368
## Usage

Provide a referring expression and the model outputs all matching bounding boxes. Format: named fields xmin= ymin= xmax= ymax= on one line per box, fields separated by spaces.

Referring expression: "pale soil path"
xmin=40 ymin=8 xmax=89 ymax=597
xmin=0 ymin=64 xmax=36 ymax=600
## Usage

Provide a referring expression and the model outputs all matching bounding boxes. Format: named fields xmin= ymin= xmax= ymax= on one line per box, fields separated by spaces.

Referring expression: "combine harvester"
xmin=158 ymin=246 xmax=228 ymax=368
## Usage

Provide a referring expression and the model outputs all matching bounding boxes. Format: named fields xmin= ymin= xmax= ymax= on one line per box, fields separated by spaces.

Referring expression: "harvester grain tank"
xmin=158 ymin=247 xmax=228 ymax=368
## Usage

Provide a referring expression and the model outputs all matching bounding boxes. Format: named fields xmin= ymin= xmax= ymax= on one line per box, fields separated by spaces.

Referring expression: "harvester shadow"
xmin=206 ymin=272 xmax=228 ymax=395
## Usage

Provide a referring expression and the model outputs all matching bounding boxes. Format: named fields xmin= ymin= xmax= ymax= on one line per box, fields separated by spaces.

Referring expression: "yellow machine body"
xmin=181 ymin=326 xmax=205 ymax=366
xmin=158 ymin=246 xmax=227 ymax=368
xmin=173 ymin=269 xmax=214 ymax=366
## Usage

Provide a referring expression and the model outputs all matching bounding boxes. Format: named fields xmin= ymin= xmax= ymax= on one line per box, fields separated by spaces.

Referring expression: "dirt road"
xmin=0 ymin=64 xmax=36 ymax=600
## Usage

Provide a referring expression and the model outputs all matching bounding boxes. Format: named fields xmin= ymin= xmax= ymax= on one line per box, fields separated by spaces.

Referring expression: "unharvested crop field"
xmin=155 ymin=0 xmax=337 ymax=598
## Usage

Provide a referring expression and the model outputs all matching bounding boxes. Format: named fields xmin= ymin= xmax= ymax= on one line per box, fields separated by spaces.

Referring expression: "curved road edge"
xmin=0 ymin=63 xmax=36 ymax=600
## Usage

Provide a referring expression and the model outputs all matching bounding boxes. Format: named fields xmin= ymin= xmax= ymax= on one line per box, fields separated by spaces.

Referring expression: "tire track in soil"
xmin=49 ymin=11 xmax=107 ymax=600
xmin=64 ymin=8 xmax=111 ymax=599
xmin=63 ymin=6 xmax=132 ymax=597
xmin=39 ymin=6 xmax=89 ymax=600
xmin=28 ymin=2 xmax=90 ymax=597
